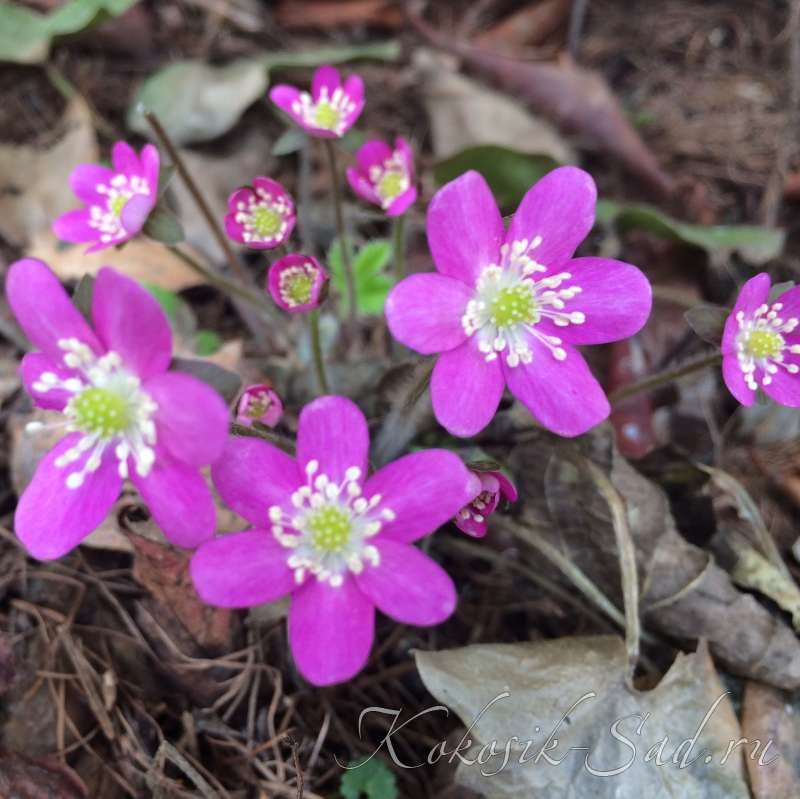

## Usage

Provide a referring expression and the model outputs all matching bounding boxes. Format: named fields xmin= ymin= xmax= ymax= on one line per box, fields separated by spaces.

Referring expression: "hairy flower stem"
xmin=323 ymin=139 xmax=357 ymax=321
xmin=608 ymin=352 xmax=723 ymax=407
xmin=309 ymin=309 xmax=330 ymax=394
xmin=393 ymin=213 xmax=407 ymax=281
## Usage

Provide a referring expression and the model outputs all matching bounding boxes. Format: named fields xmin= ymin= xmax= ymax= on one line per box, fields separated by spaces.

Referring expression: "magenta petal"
xmin=386 ymin=186 xmax=417 ymax=217
xmin=224 ymin=213 xmax=246 ymax=243
xmin=145 ymin=372 xmax=229 ymax=467
xmin=6 ymin=258 xmax=102 ymax=362
xmin=506 ymin=166 xmax=596 ymax=270
xmin=762 ymin=362 xmax=800 ymax=407
xmin=53 ymin=209 xmax=100 ymax=244
xmin=211 ymin=437 xmax=303 ymax=527
xmin=722 ymin=353 xmax=755 ymax=406
xmin=15 ymin=433 xmax=121 ymax=560
xmin=343 ymin=73 xmax=364 ymax=107
xmin=191 ymin=530 xmax=296 ymax=608
xmin=503 ymin=340 xmax=609 ymax=436
xmin=19 ymin=353 xmax=78 ymax=410
xmin=296 ymin=396 xmax=369 ymax=483
xmin=364 ymin=450 xmax=481 ymax=544
xmin=70 ymin=163 xmax=114 ymax=205
xmin=555 ymin=257 xmax=652 ymax=344
xmin=91 ymin=267 xmax=172 ymax=380
xmin=270 ymin=85 xmax=303 ymax=122
xmin=775 ymin=285 xmax=800 ymax=320
xmin=356 ymin=540 xmax=456 ymax=625
xmin=111 ymin=141 xmax=142 ymax=176
xmin=347 ymin=167 xmax=379 ymax=205
xmin=721 ymin=273 xmax=771 ymax=355
xmin=431 ymin=341 xmax=505 ymax=437
xmin=288 ymin=577 xmax=374 ymax=685
xmin=385 ymin=274 xmax=472 ymax=355
xmin=454 ymin=516 xmax=488 ymax=538
xmin=130 ymin=450 xmax=216 ymax=548
xmin=140 ymin=143 xmax=160 ymax=189
xmin=120 ymin=193 xmax=153 ymax=234
xmin=312 ymin=64 xmax=340 ymax=99
xmin=427 ymin=170 xmax=504 ymax=286
xmin=356 ymin=140 xmax=393 ymax=172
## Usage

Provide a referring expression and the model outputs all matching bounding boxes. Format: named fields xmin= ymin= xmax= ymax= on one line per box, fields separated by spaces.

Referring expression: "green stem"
xmin=309 ymin=309 xmax=330 ymax=394
xmin=392 ymin=213 xmax=407 ymax=281
xmin=608 ymin=351 xmax=723 ymax=407
xmin=323 ymin=139 xmax=357 ymax=321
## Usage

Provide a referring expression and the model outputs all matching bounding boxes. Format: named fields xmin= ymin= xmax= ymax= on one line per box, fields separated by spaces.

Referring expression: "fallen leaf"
xmin=0 ymin=752 xmax=87 ymax=798
xmin=274 ymin=0 xmax=402 ymax=29
xmin=416 ymin=636 xmax=748 ymax=798
xmin=473 ymin=0 xmax=572 ymax=49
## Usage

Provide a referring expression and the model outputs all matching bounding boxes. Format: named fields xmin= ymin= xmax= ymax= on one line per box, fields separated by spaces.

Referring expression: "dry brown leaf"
xmin=274 ymin=0 xmax=402 ymax=29
xmin=0 ymin=753 xmax=87 ymax=799
xmin=0 ymin=97 xmax=97 ymax=246
xmin=416 ymin=636 xmax=748 ymax=798
xmin=473 ymin=0 xmax=572 ymax=50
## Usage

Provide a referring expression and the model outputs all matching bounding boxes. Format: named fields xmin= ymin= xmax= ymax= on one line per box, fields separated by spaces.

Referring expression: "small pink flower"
xmin=192 ymin=396 xmax=481 ymax=686
xmin=346 ymin=137 xmax=417 ymax=217
xmin=269 ymin=64 xmax=364 ymax=139
xmin=454 ymin=467 xmax=517 ymax=538
xmin=385 ymin=167 xmax=653 ymax=438
xmin=6 ymin=259 xmax=230 ymax=560
xmin=224 ymin=177 xmax=295 ymax=250
xmin=53 ymin=141 xmax=160 ymax=253
xmin=721 ymin=273 xmax=800 ymax=407
xmin=267 ymin=253 xmax=328 ymax=313
xmin=236 ymin=384 xmax=283 ymax=428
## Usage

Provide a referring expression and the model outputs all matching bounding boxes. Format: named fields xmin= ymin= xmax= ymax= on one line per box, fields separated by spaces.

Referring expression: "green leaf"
xmin=328 ymin=239 xmax=393 ymax=315
xmin=143 ymin=282 xmax=180 ymax=321
xmin=129 ymin=41 xmax=400 ymax=145
xmin=433 ymin=145 xmax=560 ymax=213
xmin=142 ymin=203 xmax=185 ymax=245
xmin=340 ymin=757 xmax=398 ymax=799
xmin=272 ymin=127 xmax=307 ymax=156
xmin=194 ymin=329 xmax=222 ymax=356
xmin=354 ymin=240 xmax=392 ymax=278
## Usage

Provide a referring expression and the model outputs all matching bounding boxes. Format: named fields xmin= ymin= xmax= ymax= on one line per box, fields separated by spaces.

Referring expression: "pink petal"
xmin=130 ymin=449 xmax=216 ymax=548
xmin=144 ymin=372 xmax=229 ymax=467
xmin=53 ymin=208 xmax=100 ymax=244
xmin=343 ymin=73 xmax=364 ymax=107
xmin=385 ymin=274 xmax=472 ymax=355
xmin=394 ymin=137 xmax=415 ymax=178
xmin=427 ymin=170 xmax=504 ymax=286
xmin=252 ymin=177 xmax=293 ymax=207
xmin=190 ymin=530 xmax=296 ymax=608
xmin=312 ymin=64 xmax=341 ymax=99
xmin=722 ymin=353 xmax=755 ymax=407
xmin=224 ymin=212 xmax=246 ymax=243
xmin=363 ymin=450 xmax=481 ymax=544
xmin=721 ymin=273 xmax=771 ymax=355
xmin=506 ymin=166 xmax=596 ymax=270
xmin=6 ymin=258 xmax=102 ymax=362
xmin=111 ymin=141 xmax=142 ymax=176
xmin=15 ymin=433 xmax=121 ymax=560
xmin=140 ymin=144 xmax=160 ymax=190
xmin=19 ymin=352 xmax=79 ymax=410
xmin=269 ymin=85 xmax=304 ymax=125
xmin=211 ymin=436 xmax=303 ymax=527
xmin=355 ymin=539 xmax=456 ymax=625
xmin=503 ymin=338 xmax=610 ymax=437
xmin=495 ymin=471 xmax=518 ymax=502
xmin=554 ymin=257 xmax=652 ymax=345
xmin=120 ymin=193 xmax=154 ymax=234
xmin=454 ymin=516 xmax=488 ymax=538
xmin=762 ymin=359 xmax=800 ymax=407
xmin=346 ymin=167 xmax=380 ymax=205
xmin=91 ymin=267 xmax=172 ymax=380
xmin=775 ymin=284 xmax=800 ymax=320
xmin=69 ymin=163 xmax=114 ymax=205
xmin=296 ymin=396 xmax=369 ymax=483
xmin=288 ymin=576 xmax=374 ymax=685
xmin=385 ymin=186 xmax=417 ymax=217
xmin=355 ymin=140 xmax=393 ymax=173
xmin=431 ymin=341 xmax=505 ymax=437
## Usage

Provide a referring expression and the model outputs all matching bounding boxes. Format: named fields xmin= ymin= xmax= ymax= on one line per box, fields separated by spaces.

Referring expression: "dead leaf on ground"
xmin=0 ymin=752 xmax=87 ymax=799
xmin=416 ymin=636 xmax=748 ymax=798
xmin=274 ymin=0 xmax=402 ymax=29
xmin=0 ymin=97 xmax=97 ymax=246
xmin=473 ymin=0 xmax=572 ymax=50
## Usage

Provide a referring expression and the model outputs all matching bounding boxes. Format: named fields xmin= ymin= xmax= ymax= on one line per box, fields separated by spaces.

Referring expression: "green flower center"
xmin=489 ymin=284 xmax=538 ymax=328
xmin=308 ymin=506 xmax=352 ymax=552
xmin=72 ymin=387 xmax=131 ymax=438
xmin=109 ymin=194 xmax=129 ymax=217
xmin=314 ymin=102 xmax=340 ymax=130
xmin=377 ymin=171 xmax=405 ymax=202
xmin=287 ymin=273 xmax=314 ymax=305
xmin=252 ymin=206 xmax=282 ymax=238
xmin=245 ymin=396 xmax=270 ymax=418
xmin=746 ymin=329 xmax=784 ymax=360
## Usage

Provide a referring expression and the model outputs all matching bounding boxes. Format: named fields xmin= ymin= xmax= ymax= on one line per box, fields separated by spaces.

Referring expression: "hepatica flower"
xmin=268 ymin=253 xmax=328 ymax=313
xmin=225 ymin=177 xmax=295 ymax=249
xmin=346 ymin=137 xmax=417 ymax=216
xmin=270 ymin=64 xmax=364 ymax=139
xmin=54 ymin=141 xmax=159 ymax=253
xmin=192 ymin=396 xmax=480 ymax=685
xmin=722 ymin=273 xmax=800 ymax=407
xmin=385 ymin=168 xmax=652 ymax=437
xmin=454 ymin=467 xmax=517 ymax=539
xmin=236 ymin=384 xmax=283 ymax=428
xmin=7 ymin=259 xmax=230 ymax=560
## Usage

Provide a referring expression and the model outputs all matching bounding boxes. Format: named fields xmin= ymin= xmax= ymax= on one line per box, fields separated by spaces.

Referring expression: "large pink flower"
xmin=385 ymin=168 xmax=653 ymax=438
xmin=270 ymin=64 xmax=364 ymax=139
xmin=346 ymin=137 xmax=417 ymax=217
xmin=7 ymin=259 xmax=230 ymax=560
xmin=192 ymin=396 xmax=480 ymax=686
xmin=721 ymin=273 xmax=800 ymax=407
xmin=53 ymin=141 xmax=159 ymax=253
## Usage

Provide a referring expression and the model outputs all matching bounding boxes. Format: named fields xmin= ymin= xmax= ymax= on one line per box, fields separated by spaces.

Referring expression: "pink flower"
xmin=269 ymin=64 xmax=364 ymax=139
xmin=722 ymin=273 xmax=800 ymax=407
xmin=7 ymin=259 xmax=230 ymax=560
xmin=53 ymin=141 xmax=159 ymax=253
xmin=454 ymin=467 xmax=517 ymax=538
xmin=346 ymin=137 xmax=417 ymax=216
xmin=191 ymin=396 xmax=481 ymax=685
xmin=267 ymin=253 xmax=328 ymax=313
xmin=224 ymin=177 xmax=295 ymax=250
xmin=236 ymin=384 xmax=283 ymax=428
xmin=385 ymin=168 xmax=653 ymax=438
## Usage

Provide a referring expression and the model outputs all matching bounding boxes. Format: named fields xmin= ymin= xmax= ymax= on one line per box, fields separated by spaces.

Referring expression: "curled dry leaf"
xmin=415 ymin=636 xmax=748 ymax=798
